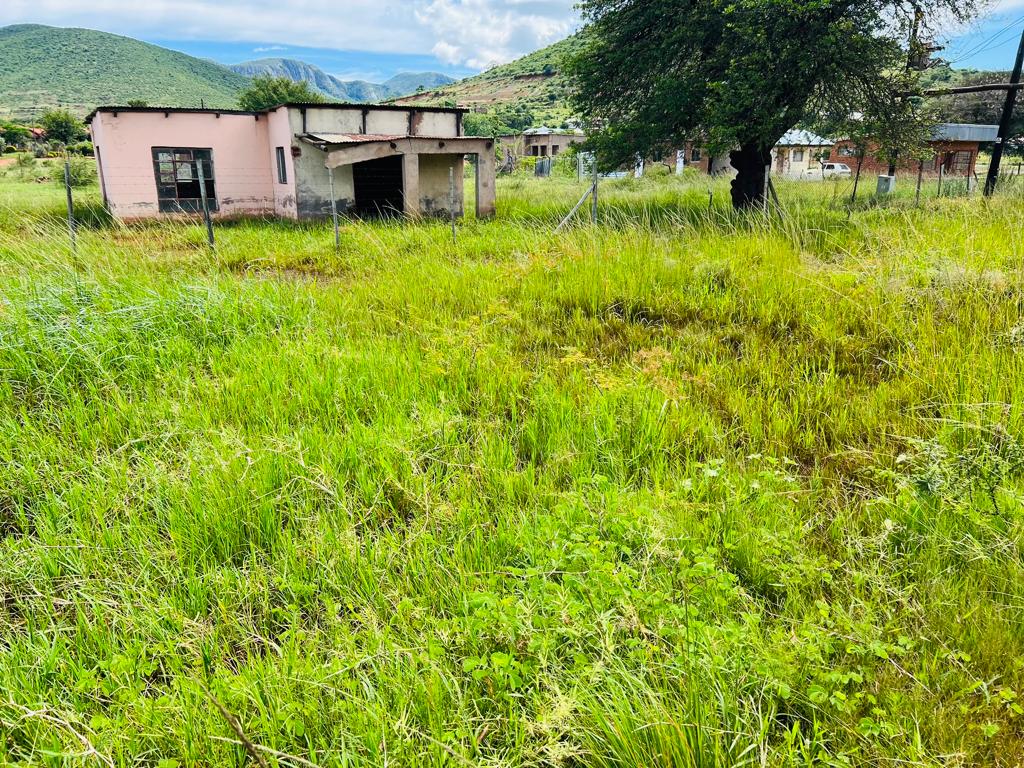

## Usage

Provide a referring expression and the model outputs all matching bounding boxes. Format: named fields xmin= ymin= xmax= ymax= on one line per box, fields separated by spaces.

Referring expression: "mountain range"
xmin=0 ymin=24 xmax=456 ymax=121
xmin=228 ymin=58 xmax=453 ymax=103
xmin=0 ymin=24 xmax=247 ymax=120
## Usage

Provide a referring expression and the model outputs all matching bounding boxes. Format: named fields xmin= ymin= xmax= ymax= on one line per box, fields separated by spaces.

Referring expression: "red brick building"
xmin=831 ymin=123 xmax=998 ymax=176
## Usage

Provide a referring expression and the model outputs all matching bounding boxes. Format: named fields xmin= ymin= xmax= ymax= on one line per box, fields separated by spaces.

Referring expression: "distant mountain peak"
xmin=228 ymin=58 xmax=455 ymax=103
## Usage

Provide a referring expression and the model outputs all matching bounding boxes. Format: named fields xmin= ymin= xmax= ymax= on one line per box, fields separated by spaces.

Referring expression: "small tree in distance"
xmin=40 ymin=109 xmax=87 ymax=146
xmin=567 ymin=0 xmax=981 ymax=209
xmin=237 ymin=76 xmax=327 ymax=112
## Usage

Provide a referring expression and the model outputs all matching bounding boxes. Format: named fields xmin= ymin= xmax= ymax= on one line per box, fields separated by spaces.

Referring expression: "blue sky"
xmin=2 ymin=0 xmax=1022 ymax=82
xmin=151 ymin=39 xmax=479 ymax=83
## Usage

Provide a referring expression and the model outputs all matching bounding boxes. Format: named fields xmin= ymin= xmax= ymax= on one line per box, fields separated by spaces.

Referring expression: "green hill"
xmin=0 ymin=24 xmax=249 ymax=121
xmin=393 ymin=33 xmax=588 ymax=126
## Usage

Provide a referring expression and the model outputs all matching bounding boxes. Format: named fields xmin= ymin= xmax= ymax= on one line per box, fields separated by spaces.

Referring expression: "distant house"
xmin=832 ymin=123 xmax=998 ymax=176
xmin=499 ymin=126 xmax=585 ymax=158
xmin=773 ymin=130 xmax=834 ymax=177
xmin=86 ymin=103 xmax=497 ymax=221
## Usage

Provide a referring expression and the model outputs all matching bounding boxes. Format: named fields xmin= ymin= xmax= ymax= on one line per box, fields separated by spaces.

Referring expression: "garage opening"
xmin=352 ymin=155 xmax=405 ymax=218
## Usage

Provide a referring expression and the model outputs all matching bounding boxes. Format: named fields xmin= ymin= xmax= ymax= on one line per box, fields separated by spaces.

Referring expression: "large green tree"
xmin=237 ymin=76 xmax=326 ymax=112
xmin=567 ymin=0 xmax=980 ymax=208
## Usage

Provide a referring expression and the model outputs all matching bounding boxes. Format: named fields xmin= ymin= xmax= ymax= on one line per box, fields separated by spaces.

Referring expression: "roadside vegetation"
xmin=0 ymin=166 xmax=1022 ymax=766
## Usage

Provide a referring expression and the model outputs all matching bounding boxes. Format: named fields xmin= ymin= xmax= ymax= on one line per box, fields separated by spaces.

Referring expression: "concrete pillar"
xmin=475 ymin=150 xmax=497 ymax=218
xmin=402 ymin=153 xmax=420 ymax=217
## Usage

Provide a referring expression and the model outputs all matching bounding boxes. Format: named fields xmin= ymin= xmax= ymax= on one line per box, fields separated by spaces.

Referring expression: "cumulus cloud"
xmin=415 ymin=0 xmax=578 ymax=68
xmin=1 ymin=0 xmax=580 ymax=70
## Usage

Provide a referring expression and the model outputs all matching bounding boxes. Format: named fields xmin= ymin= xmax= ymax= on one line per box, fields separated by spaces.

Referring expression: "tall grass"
xmin=0 ymin=171 xmax=1022 ymax=766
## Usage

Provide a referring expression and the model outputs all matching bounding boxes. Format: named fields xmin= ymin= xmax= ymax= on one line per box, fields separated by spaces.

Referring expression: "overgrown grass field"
xmin=1 ymin=169 xmax=1023 ymax=766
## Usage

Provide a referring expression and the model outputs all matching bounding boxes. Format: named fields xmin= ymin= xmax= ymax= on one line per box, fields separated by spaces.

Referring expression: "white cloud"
xmin=415 ymin=0 xmax=578 ymax=68
xmin=1 ymin=0 xmax=580 ymax=70
xmin=253 ymin=45 xmax=287 ymax=52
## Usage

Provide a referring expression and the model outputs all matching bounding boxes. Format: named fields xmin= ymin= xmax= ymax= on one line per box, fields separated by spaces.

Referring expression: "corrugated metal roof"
xmin=933 ymin=123 xmax=999 ymax=142
xmin=777 ymin=129 xmax=834 ymax=147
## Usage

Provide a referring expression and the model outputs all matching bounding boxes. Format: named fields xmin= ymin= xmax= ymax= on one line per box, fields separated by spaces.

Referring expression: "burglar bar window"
xmin=276 ymin=146 xmax=287 ymax=184
xmin=152 ymin=148 xmax=217 ymax=213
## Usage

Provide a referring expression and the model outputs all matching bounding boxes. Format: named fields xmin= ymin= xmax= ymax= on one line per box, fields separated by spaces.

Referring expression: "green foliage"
xmin=567 ymin=0 xmax=980 ymax=207
xmin=39 ymin=108 xmax=86 ymax=145
xmin=0 ymin=120 xmax=31 ymax=148
xmin=67 ymin=140 xmax=94 ymax=156
xmin=53 ymin=155 xmax=96 ymax=187
xmin=0 ymin=24 xmax=249 ymax=120
xmin=0 ymin=171 xmax=1022 ymax=765
xmin=399 ymin=34 xmax=586 ymax=127
xmin=926 ymin=65 xmax=1024 ymax=148
xmin=462 ymin=112 xmax=511 ymax=138
xmin=236 ymin=75 xmax=327 ymax=112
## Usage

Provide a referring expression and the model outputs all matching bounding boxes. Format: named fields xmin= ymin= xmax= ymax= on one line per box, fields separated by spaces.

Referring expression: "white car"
xmin=821 ymin=162 xmax=853 ymax=178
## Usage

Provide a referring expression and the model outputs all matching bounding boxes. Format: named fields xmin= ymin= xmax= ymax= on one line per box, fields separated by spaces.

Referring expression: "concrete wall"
xmin=415 ymin=111 xmax=460 ymax=137
xmin=266 ymin=107 xmax=298 ymax=218
xmin=418 ymin=154 xmax=463 ymax=217
xmin=90 ymin=111 xmax=274 ymax=219
xmin=773 ymin=146 xmax=823 ymax=177
xmin=303 ymin=107 xmax=362 ymax=135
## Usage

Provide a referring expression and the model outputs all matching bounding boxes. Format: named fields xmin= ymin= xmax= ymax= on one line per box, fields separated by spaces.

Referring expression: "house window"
xmin=532 ymin=146 xmax=540 ymax=157
xmin=691 ymin=148 xmax=702 ymax=162
xmin=152 ymin=148 xmax=216 ymax=213
xmin=792 ymin=149 xmax=805 ymax=162
xmin=552 ymin=145 xmax=560 ymax=155
xmin=276 ymin=146 xmax=287 ymax=184
xmin=540 ymin=145 xmax=548 ymax=156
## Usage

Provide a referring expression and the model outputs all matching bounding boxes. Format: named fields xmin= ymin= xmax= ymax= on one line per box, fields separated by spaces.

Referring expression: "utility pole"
xmin=888 ymin=7 xmax=925 ymax=178
xmin=984 ymin=27 xmax=1024 ymax=197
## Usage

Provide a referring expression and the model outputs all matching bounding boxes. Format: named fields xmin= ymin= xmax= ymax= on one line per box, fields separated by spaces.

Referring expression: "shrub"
xmin=52 ymin=155 xmax=96 ymax=187
xmin=68 ymin=141 xmax=95 ymax=157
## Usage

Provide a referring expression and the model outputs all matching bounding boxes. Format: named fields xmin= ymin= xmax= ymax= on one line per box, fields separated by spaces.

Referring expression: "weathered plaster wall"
xmin=418 ymin=154 xmax=463 ymax=217
xmin=303 ymin=107 xmax=362 ymax=135
xmin=416 ymin=112 xmax=459 ymax=137
xmin=90 ymin=111 xmax=274 ymax=219
xmin=289 ymin=111 xmax=355 ymax=220
xmin=365 ymin=109 xmax=410 ymax=135
xmin=266 ymin=107 xmax=298 ymax=218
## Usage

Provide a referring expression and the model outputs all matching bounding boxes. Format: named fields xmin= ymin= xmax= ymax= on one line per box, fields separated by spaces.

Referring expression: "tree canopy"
xmin=568 ymin=0 xmax=981 ymax=207
xmin=237 ymin=76 xmax=326 ymax=112
xmin=39 ymin=108 xmax=86 ymax=146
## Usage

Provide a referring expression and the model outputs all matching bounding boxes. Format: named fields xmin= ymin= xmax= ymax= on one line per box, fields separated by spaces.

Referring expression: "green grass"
xmin=0 ymin=167 xmax=1023 ymax=767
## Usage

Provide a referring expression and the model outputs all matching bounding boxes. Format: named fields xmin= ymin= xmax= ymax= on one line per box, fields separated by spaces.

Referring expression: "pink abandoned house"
xmin=86 ymin=103 xmax=497 ymax=220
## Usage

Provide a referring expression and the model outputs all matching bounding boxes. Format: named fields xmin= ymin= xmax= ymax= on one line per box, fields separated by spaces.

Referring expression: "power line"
xmin=946 ymin=13 xmax=1024 ymax=65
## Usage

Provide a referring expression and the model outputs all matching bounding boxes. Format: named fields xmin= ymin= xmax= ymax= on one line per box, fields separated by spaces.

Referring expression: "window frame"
xmin=151 ymin=147 xmax=218 ymax=214
xmin=275 ymin=146 xmax=288 ymax=184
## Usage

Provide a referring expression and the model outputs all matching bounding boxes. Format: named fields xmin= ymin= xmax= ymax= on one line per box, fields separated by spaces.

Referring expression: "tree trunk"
xmin=729 ymin=143 xmax=772 ymax=209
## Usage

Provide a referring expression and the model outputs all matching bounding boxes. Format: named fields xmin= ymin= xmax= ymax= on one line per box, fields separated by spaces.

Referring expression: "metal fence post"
xmin=915 ymin=160 xmax=924 ymax=207
xmin=591 ymin=154 xmax=599 ymax=224
xmin=449 ymin=166 xmax=457 ymax=245
xmin=327 ymin=165 xmax=340 ymax=251
xmin=196 ymin=158 xmax=215 ymax=248
xmin=63 ymin=153 xmax=77 ymax=256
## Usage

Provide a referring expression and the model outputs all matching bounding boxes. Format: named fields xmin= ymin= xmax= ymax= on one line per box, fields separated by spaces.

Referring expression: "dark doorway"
xmin=352 ymin=155 xmax=405 ymax=218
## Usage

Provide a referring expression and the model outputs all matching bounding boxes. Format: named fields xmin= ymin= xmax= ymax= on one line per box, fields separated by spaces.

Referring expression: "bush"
xmin=52 ymin=155 xmax=96 ymax=187
xmin=68 ymin=141 xmax=95 ymax=157
xmin=14 ymin=152 xmax=36 ymax=175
